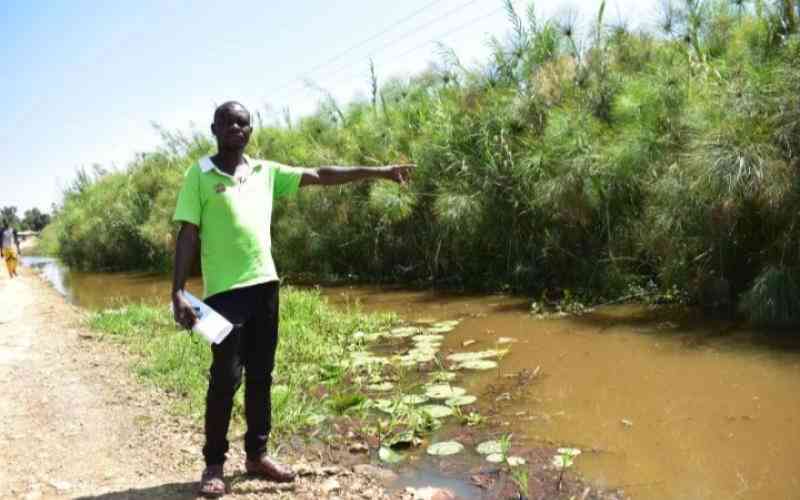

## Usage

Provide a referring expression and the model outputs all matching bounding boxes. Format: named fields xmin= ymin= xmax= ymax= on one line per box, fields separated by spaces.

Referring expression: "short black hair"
xmin=213 ymin=101 xmax=249 ymax=124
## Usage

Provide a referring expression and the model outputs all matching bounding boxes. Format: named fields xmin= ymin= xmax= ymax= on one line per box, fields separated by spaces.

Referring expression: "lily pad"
xmin=366 ymin=382 xmax=394 ymax=392
xmin=506 ymin=456 xmax=527 ymax=466
xmin=379 ymin=446 xmax=404 ymax=464
xmin=425 ymin=385 xmax=467 ymax=399
xmin=456 ymin=360 xmax=498 ymax=371
xmin=446 ymin=349 xmax=508 ymax=363
xmin=427 ymin=441 xmax=464 ymax=456
xmin=497 ymin=337 xmax=517 ymax=344
xmin=430 ymin=371 xmax=457 ymax=382
xmin=420 ymin=404 xmax=455 ymax=418
xmin=372 ymin=399 xmax=398 ymax=414
xmin=426 ymin=325 xmax=456 ymax=334
xmin=401 ymin=394 xmax=429 ymax=405
xmin=476 ymin=440 xmax=503 ymax=455
xmin=413 ymin=334 xmax=445 ymax=344
xmin=390 ymin=326 xmax=420 ymax=337
xmin=351 ymin=353 xmax=389 ymax=367
xmin=386 ymin=430 xmax=420 ymax=449
xmin=433 ymin=320 xmax=460 ymax=329
xmin=445 ymin=395 xmax=477 ymax=406
xmin=486 ymin=453 xmax=505 ymax=463
xmin=557 ymin=447 xmax=582 ymax=457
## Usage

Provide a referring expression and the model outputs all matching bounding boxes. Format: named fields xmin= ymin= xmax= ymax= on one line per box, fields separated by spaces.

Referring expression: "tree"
xmin=22 ymin=208 xmax=51 ymax=232
xmin=0 ymin=206 xmax=20 ymax=227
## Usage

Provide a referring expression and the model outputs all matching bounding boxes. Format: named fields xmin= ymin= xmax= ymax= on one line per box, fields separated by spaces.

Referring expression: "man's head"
xmin=211 ymin=101 xmax=252 ymax=151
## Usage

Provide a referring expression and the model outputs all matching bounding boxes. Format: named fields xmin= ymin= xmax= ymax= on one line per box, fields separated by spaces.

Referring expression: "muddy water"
xmin=21 ymin=257 xmax=202 ymax=309
xmin=325 ymin=287 xmax=800 ymax=500
xmin=24 ymin=259 xmax=800 ymax=499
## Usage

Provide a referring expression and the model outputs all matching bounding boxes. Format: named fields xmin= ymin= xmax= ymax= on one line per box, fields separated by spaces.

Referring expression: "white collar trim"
xmin=199 ymin=155 xmax=259 ymax=175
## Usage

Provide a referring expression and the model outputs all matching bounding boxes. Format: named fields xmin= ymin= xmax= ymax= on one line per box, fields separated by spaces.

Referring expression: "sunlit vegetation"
xmin=48 ymin=0 xmax=800 ymax=325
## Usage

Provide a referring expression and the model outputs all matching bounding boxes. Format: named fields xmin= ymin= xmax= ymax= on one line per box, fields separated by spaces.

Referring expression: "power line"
xmin=267 ymin=0 xmax=493 ymax=100
xmin=263 ymin=0 xmax=445 ymax=97
xmin=304 ymin=0 xmax=446 ymax=76
xmin=276 ymin=3 xmax=506 ymax=105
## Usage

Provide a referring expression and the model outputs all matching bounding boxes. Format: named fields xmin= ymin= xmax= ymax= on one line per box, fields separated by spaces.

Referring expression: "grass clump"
xmin=87 ymin=287 xmax=394 ymax=437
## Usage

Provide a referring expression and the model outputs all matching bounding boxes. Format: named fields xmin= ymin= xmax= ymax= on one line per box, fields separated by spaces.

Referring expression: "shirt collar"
xmin=199 ymin=155 xmax=260 ymax=176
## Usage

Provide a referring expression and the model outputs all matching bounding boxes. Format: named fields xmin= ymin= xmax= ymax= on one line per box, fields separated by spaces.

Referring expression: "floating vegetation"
xmin=420 ymin=404 xmax=455 ymax=418
xmin=445 ymin=395 xmax=477 ymax=406
xmin=386 ymin=430 xmax=420 ymax=449
xmin=507 ymin=456 xmax=527 ymax=466
xmin=486 ymin=453 xmax=505 ymax=463
xmin=389 ymin=326 xmax=420 ymax=338
xmin=413 ymin=334 xmax=445 ymax=344
xmin=351 ymin=351 xmax=389 ymax=367
xmin=401 ymin=394 xmax=429 ymax=405
xmin=427 ymin=441 xmax=464 ymax=456
xmin=379 ymin=446 xmax=404 ymax=463
xmin=366 ymin=382 xmax=394 ymax=392
xmin=455 ymin=359 xmax=498 ymax=371
xmin=372 ymin=399 xmax=397 ymax=414
xmin=552 ymin=448 xmax=582 ymax=468
xmin=476 ymin=440 xmax=503 ymax=455
xmin=430 ymin=371 xmax=457 ymax=382
xmin=446 ymin=349 xmax=508 ymax=363
xmin=433 ymin=320 xmax=460 ymax=329
xmin=496 ymin=337 xmax=517 ymax=344
xmin=425 ymin=385 xmax=467 ymax=399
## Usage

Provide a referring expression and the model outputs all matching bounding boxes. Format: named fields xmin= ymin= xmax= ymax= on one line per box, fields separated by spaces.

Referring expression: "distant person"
xmin=171 ymin=101 xmax=413 ymax=497
xmin=1 ymin=222 xmax=20 ymax=278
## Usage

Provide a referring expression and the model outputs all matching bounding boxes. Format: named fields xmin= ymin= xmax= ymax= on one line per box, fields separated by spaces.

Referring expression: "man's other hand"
xmin=385 ymin=164 xmax=415 ymax=185
xmin=172 ymin=291 xmax=198 ymax=330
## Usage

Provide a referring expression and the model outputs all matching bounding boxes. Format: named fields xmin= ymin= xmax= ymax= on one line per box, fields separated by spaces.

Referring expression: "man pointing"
xmin=171 ymin=101 xmax=412 ymax=497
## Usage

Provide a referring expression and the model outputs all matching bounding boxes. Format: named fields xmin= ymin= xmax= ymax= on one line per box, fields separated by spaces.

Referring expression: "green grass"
xmin=87 ymin=287 xmax=395 ymax=437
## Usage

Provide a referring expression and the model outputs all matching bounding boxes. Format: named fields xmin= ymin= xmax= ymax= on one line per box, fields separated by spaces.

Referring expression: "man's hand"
xmin=383 ymin=164 xmax=415 ymax=185
xmin=172 ymin=291 xmax=198 ymax=330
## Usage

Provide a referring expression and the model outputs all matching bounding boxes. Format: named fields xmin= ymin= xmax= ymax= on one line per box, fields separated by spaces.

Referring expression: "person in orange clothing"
xmin=1 ymin=222 xmax=20 ymax=278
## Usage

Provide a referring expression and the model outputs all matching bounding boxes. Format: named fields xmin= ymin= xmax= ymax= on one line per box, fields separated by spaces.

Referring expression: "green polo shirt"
xmin=173 ymin=155 xmax=302 ymax=298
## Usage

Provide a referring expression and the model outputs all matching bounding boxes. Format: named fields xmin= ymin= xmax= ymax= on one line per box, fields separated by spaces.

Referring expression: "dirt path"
xmin=0 ymin=268 xmax=396 ymax=500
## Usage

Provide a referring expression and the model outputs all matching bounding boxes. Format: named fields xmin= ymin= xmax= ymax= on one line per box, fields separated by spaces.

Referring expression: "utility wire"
xmin=268 ymin=0 xmax=493 ymax=99
xmin=280 ymin=3 xmax=506 ymax=103
xmin=304 ymin=0 xmax=445 ymax=76
xmin=263 ymin=0 xmax=445 ymax=97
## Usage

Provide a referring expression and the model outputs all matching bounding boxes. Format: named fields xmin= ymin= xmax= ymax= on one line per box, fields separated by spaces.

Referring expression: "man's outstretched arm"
xmin=299 ymin=164 xmax=414 ymax=187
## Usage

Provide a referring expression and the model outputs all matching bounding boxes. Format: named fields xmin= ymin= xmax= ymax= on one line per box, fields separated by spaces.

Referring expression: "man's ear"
xmin=210 ymin=122 xmax=218 ymax=137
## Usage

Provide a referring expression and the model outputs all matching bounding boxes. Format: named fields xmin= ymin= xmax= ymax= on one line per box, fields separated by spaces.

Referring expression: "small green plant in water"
xmin=552 ymin=447 xmax=581 ymax=492
xmin=509 ymin=465 xmax=530 ymax=499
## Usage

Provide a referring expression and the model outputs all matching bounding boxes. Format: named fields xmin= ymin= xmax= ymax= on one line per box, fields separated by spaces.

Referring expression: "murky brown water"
xmin=24 ymin=259 xmax=800 ymax=499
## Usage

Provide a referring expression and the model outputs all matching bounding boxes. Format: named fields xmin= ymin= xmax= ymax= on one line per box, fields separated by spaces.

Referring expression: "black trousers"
xmin=202 ymin=281 xmax=280 ymax=466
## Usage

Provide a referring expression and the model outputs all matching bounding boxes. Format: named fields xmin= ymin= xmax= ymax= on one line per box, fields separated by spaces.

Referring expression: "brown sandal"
xmin=199 ymin=465 xmax=226 ymax=498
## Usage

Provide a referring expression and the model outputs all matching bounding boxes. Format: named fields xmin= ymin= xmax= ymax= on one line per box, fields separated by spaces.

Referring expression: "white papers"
xmin=174 ymin=291 xmax=234 ymax=344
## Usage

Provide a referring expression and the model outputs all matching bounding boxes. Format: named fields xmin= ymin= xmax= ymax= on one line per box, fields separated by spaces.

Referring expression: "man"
xmin=171 ymin=101 xmax=412 ymax=497
xmin=1 ymin=222 xmax=20 ymax=278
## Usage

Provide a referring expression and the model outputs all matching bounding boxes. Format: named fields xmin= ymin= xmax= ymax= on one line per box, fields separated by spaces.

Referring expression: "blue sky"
xmin=1 ymin=0 xmax=657 ymax=214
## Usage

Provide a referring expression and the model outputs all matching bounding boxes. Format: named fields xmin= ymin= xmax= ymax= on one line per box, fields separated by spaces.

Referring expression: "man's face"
xmin=212 ymin=105 xmax=252 ymax=150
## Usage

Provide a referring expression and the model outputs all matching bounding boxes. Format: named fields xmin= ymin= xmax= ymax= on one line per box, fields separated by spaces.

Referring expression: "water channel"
xmin=21 ymin=257 xmax=800 ymax=499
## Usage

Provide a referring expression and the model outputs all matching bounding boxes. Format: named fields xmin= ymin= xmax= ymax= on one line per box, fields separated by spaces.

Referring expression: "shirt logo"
xmin=215 ymin=183 xmax=227 ymax=193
